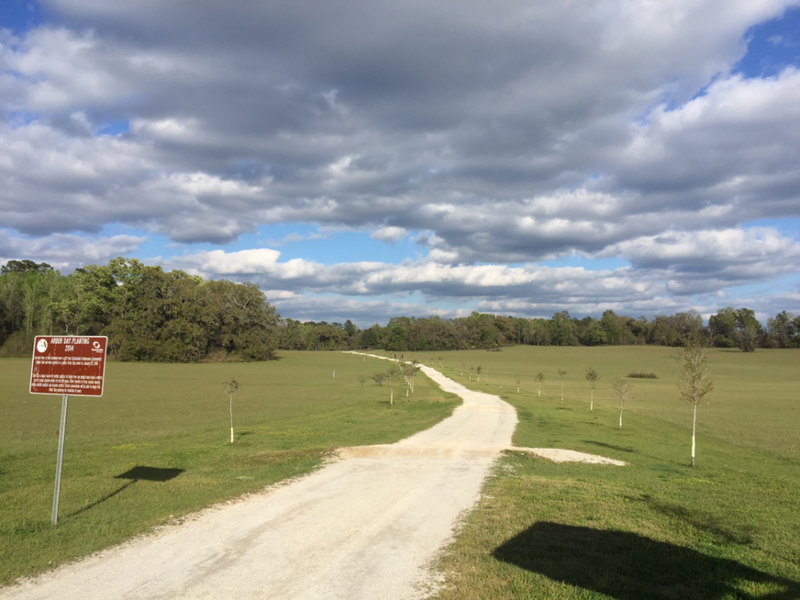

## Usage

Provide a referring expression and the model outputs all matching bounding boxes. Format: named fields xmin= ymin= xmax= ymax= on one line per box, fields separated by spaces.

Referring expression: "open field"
xmin=0 ymin=351 xmax=458 ymax=586
xmin=387 ymin=346 xmax=800 ymax=599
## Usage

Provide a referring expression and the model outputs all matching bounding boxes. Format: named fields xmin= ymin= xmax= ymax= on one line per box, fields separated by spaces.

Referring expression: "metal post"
xmin=52 ymin=394 xmax=69 ymax=525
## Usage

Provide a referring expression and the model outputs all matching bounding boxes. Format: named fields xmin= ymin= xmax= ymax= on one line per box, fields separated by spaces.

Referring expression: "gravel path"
xmin=1 ymin=359 xmax=518 ymax=600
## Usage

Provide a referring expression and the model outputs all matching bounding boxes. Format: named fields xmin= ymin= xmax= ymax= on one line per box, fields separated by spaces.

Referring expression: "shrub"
xmin=628 ymin=371 xmax=658 ymax=379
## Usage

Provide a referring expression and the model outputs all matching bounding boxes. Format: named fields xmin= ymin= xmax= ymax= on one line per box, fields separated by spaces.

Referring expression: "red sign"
xmin=30 ymin=336 xmax=108 ymax=396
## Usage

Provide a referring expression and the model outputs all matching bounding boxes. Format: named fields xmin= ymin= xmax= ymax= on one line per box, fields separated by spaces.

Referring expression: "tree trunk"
xmin=619 ymin=409 xmax=623 ymax=430
xmin=691 ymin=403 xmax=697 ymax=468
xmin=590 ymin=389 xmax=594 ymax=411
xmin=229 ymin=397 xmax=234 ymax=443
xmin=390 ymin=389 xmax=393 ymax=406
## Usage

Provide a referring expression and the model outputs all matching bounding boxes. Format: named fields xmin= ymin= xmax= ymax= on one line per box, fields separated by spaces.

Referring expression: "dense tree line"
xmin=0 ymin=258 xmax=279 ymax=361
xmin=279 ymin=309 xmax=800 ymax=353
xmin=3 ymin=258 xmax=798 ymax=361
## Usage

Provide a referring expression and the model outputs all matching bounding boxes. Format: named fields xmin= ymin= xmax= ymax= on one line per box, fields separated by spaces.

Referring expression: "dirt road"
xmin=2 ymin=359 xmax=517 ymax=600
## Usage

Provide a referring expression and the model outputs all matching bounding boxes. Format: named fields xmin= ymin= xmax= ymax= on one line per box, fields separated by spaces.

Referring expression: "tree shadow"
xmin=493 ymin=522 xmax=799 ymax=600
xmin=582 ymin=440 xmax=636 ymax=453
xmin=637 ymin=495 xmax=754 ymax=546
xmin=67 ymin=466 xmax=185 ymax=518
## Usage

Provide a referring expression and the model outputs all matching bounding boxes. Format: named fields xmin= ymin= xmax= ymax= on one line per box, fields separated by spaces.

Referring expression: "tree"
xmin=734 ymin=308 xmax=761 ymax=352
xmin=371 ymin=371 xmax=387 ymax=386
xmin=385 ymin=366 xmax=401 ymax=406
xmin=516 ymin=375 xmax=521 ymax=394
xmin=585 ymin=368 xmax=600 ymax=411
xmin=357 ymin=374 xmax=367 ymax=387
xmin=558 ymin=369 xmax=566 ymax=404
xmin=476 ymin=366 xmax=482 ymax=381
xmin=535 ymin=372 xmax=545 ymax=397
xmin=677 ymin=338 xmax=714 ymax=467
xmin=400 ymin=361 xmax=420 ymax=395
xmin=767 ymin=311 xmax=799 ymax=348
xmin=1 ymin=259 xmax=52 ymax=274
xmin=612 ymin=378 xmax=632 ymax=430
xmin=223 ymin=379 xmax=240 ymax=444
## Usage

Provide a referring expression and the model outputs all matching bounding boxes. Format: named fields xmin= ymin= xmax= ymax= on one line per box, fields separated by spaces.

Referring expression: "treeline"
xmin=0 ymin=259 xmax=279 ymax=361
xmin=3 ymin=258 xmax=799 ymax=362
xmin=281 ymin=308 xmax=800 ymax=352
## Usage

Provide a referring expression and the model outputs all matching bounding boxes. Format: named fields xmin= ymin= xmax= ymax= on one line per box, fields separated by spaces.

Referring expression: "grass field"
xmin=0 ymin=351 xmax=458 ymax=585
xmin=390 ymin=346 xmax=800 ymax=599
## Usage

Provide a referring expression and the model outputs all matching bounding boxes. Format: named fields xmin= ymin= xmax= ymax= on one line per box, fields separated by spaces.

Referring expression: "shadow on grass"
xmin=582 ymin=440 xmax=635 ymax=453
xmin=67 ymin=467 xmax=185 ymax=519
xmin=115 ymin=466 xmax=185 ymax=482
xmin=638 ymin=495 xmax=754 ymax=546
xmin=493 ymin=522 xmax=799 ymax=600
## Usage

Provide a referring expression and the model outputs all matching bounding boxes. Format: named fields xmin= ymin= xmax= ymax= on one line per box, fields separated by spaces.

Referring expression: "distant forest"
xmin=2 ymin=258 xmax=799 ymax=362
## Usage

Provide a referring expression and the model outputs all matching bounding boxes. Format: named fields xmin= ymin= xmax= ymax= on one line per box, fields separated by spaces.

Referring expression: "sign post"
xmin=30 ymin=336 xmax=108 ymax=525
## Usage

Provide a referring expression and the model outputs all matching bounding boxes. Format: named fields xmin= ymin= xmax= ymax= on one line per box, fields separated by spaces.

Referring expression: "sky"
xmin=2 ymin=0 xmax=800 ymax=327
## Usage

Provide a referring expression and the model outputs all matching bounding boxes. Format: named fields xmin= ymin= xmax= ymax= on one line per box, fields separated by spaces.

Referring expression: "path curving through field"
xmin=1 ymin=356 xmax=517 ymax=600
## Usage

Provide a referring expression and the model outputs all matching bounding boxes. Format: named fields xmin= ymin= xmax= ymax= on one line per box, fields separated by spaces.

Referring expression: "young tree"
xmin=371 ymin=371 xmax=387 ymax=386
xmin=534 ymin=372 xmax=545 ymax=396
xmin=612 ymin=378 xmax=632 ymax=430
xmin=585 ymin=368 xmax=600 ymax=411
xmin=223 ymin=379 xmax=240 ymax=444
xmin=677 ymin=338 xmax=714 ymax=467
xmin=385 ymin=366 xmax=401 ymax=406
xmin=558 ymin=369 xmax=566 ymax=404
xmin=357 ymin=374 xmax=367 ymax=387
xmin=516 ymin=375 xmax=521 ymax=394
xmin=476 ymin=366 xmax=482 ymax=381
xmin=400 ymin=361 xmax=420 ymax=395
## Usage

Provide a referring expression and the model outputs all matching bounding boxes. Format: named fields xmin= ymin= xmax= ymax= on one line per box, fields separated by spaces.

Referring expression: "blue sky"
xmin=2 ymin=1 xmax=800 ymax=326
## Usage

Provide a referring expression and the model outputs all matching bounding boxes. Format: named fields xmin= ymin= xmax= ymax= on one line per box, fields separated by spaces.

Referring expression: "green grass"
xmin=410 ymin=346 xmax=800 ymax=599
xmin=0 ymin=351 xmax=458 ymax=585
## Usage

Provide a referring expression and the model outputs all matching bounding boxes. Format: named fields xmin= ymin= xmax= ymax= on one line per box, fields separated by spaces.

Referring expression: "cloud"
xmin=0 ymin=230 xmax=145 ymax=270
xmin=2 ymin=1 xmax=800 ymax=322
xmin=370 ymin=226 xmax=407 ymax=243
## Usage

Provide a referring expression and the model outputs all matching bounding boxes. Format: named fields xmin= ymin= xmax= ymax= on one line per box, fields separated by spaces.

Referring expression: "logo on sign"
xmin=37 ymin=339 xmax=48 ymax=353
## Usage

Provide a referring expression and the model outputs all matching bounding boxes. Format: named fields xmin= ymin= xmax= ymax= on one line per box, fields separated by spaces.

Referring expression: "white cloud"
xmin=370 ymin=226 xmax=407 ymax=243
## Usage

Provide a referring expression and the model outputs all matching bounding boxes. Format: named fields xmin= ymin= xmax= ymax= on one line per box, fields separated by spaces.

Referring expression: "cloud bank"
xmin=2 ymin=0 xmax=800 ymax=324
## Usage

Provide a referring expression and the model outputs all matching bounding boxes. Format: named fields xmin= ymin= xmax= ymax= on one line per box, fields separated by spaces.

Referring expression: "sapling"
xmin=223 ymin=379 xmax=240 ymax=444
xmin=385 ymin=366 xmax=400 ymax=406
xmin=534 ymin=372 xmax=544 ymax=396
xmin=558 ymin=369 xmax=566 ymax=404
xmin=677 ymin=338 xmax=714 ymax=467
xmin=612 ymin=378 xmax=632 ymax=430
xmin=585 ymin=368 xmax=600 ymax=411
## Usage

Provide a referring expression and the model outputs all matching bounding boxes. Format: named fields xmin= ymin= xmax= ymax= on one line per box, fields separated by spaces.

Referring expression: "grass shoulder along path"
xmin=0 ymin=351 xmax=458 ymax=586
xmin=413 ymin=346 xmax=800 ymax=599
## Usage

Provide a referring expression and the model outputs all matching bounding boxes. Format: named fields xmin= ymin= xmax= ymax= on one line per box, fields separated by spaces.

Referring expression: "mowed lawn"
xmin=397 ymin=346 xmax=800 ymax=599
xmin=0 ymin=351 xmax=458 ymax=585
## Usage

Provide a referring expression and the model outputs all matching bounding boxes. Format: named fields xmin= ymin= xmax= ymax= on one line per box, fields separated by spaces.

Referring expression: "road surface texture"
xmin=2 ymin=358 xmax=518 ymax=600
